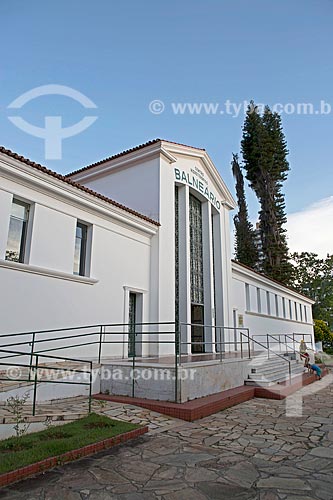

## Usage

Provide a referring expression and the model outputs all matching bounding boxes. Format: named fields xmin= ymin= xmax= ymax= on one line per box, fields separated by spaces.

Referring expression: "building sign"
xmin=238 ymin=314 xmax=244 ymax=327
xmin=174 ymin=166 xmax=221 ymax=210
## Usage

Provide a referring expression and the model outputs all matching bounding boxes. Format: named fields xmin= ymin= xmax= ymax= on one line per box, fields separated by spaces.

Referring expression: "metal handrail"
xmin=0 ymin=321 xmax=308 ymax=405
xmin=253 ymin=334 xmax=297 ymax=357
xmin=0 ymin=349 xmax=93 ymax=415
xmin=240 ymin=331 xmax=292 ymax=383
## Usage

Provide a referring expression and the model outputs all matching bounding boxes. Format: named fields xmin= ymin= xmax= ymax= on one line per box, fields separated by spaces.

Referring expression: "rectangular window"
xmin=266 ymin=291 xmax=271 ymax=315
xmin=289 ymin=300 xmax=293 ymax=319
xmin=295 ymin=301 xmax=298 ymax=321
xmin=245 ymin=284 xmax=251 ymax=311
xmin=275 ymin=294 xmax=279 ymax=317
xmin=282 ymin=297 xmax=286 ymax=318
xmin=5 ymin=199 xmax=30 ymax=263
xmin=257 ymin=287 xmax=261 ymax=313
xmin=304 ymin=305 xmax=308 ymax=323
xmin=299 ymin=303 xmax=303 ymax=322
xmin=73 ymin=222 xmax=88 ymax=276
xmin=189 ymin=194 xmax=204 ymax=306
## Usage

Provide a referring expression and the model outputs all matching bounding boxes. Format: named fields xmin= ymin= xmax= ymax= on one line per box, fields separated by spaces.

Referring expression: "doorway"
xmin=191 ymin=304 xmax=204 ymax=353
xmin=128 ymin=292 xmax=137 ymax=357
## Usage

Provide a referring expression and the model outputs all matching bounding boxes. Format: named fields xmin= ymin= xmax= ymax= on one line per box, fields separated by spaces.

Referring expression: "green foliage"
xmin=241 ymin=102 xmax=293 ymax=284
xmin=232 ymin=154 xmax=259 ymax=269
xmin=0 ymin=413 xmax=138 ymax=474
xmin=5 ymin=392 xmax=30 ymax=438
xmin=291 ymin=252 xmax=333 ymax=327
xmin=313 ymin=319 xmax=333 ymax=348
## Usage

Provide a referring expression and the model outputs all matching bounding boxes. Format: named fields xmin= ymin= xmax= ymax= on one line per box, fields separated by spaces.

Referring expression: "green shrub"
xmin=314 ymin=319 xmax=333 ymax=350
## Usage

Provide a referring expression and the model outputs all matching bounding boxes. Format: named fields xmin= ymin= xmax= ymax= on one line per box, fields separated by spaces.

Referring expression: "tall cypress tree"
xmin=241 ymin=102 xmax=292 ymax=284
xmin=232 ymin=154 xmax=259 ymax=269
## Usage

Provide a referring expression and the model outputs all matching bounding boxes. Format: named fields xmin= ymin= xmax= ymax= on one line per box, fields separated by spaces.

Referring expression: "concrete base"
xmin=100 ymin=358 xmax=251 ymax=403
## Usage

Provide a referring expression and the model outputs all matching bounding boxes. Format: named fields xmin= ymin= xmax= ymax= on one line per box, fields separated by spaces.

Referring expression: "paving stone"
xmin=309 ymin=446 xmax=333 ymax=458
xmin=257 ymin=478 xmax=311 ymax=490
xmin=184 ymin=467 xmax=219 ymax=483
xmin=222 ymin=461 xmax=259 ymax=488
xmin=88 ymin=467 xmax=129 ymax=484
xmin=163 ymin=488 xmax=207 ymax=500
xmin=152 ymin=452 xmax=213 ymax=466
xmin=3 ymin=378 xmax=333 ymax=499
xmin=197 ymin=481 xmax=257 ymax=499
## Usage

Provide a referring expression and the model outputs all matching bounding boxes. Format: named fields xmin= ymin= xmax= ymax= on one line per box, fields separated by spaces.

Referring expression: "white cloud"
xmin=286 ymin=196 xmax=333 ymax=257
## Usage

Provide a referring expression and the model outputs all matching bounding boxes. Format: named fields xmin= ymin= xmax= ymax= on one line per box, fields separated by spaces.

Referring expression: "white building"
xmin=0 ymin=140 xmax=314 ymax=400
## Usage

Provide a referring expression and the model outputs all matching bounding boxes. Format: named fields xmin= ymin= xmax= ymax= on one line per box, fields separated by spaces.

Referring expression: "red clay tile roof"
xmin=0 ymin=146 xmax=160 ymax=227
xmin=65 ymin=139 xmax=206 ymax=178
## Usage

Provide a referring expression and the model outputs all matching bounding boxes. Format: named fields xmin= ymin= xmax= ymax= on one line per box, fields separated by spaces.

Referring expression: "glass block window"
xmin=211 ymin=213 xmax=216 ymax=322
xmin=6 ymin=199 xmax=30 ymax=263
xmin=189 ymin=194 xmax=204 ymax=305
xmin=175 ymin=186 xmax=179 ymax=327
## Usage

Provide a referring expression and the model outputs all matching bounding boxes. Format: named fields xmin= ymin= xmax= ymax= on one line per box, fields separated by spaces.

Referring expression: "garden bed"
xmin=0 ymin=413 xmax=148 ymax=487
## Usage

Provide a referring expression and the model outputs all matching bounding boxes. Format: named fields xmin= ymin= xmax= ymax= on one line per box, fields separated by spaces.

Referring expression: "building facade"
xmin=0 ymin=140 xmax=314 ymax=361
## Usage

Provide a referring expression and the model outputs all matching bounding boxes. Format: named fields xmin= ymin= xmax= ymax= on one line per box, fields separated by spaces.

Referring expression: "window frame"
xmin=73 ymin=221 xmax=89 ymax=277
xmin=5 ymin=198 xmax=31 ymax=264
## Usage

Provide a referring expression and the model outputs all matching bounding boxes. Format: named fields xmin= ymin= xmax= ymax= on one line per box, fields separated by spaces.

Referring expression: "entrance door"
xmin=191 ymin=304 xmax=204 ymax=354
xmin=128 ymin=292 xmax=136 ymax=357
xmin=233 ymin=309 xmax=238 ymax=351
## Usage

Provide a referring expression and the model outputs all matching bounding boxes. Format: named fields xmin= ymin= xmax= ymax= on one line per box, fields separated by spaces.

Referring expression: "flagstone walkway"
xmin=1 ymin=374 xmax=333 ymax=499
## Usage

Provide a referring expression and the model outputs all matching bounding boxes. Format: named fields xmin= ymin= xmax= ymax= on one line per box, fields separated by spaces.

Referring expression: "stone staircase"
xmin=245 ymin=352 xmax=305 ymax=387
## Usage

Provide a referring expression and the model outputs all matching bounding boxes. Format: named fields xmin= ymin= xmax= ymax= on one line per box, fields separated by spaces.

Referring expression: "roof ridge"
xmin=65 ymin=138 xmax=206 ymax=178
xmin=0 ymin=146 xmax=160 ymax=227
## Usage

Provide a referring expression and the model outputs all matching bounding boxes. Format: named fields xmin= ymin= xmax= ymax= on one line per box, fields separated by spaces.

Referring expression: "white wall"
xmin=70 ymin=157 xmax=161 ymax=221
xmin=0 ymin=169 xmax=154 ymax=361
xmin=231 ymin=262 xmax=315 ymax=349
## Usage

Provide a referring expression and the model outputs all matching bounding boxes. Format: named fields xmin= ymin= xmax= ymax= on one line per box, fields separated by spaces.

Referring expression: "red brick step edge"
xmin=0 ymin=426 xmax=148 ymax=488
xmin=94 ymin=385 xmax=256 ymax=422
xmin=94 ymin=366 xmax=329 ymax=422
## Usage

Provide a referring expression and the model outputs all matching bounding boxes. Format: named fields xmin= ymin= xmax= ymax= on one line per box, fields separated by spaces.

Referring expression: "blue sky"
xmin=0 ymin=0 xmax=332 ymax=252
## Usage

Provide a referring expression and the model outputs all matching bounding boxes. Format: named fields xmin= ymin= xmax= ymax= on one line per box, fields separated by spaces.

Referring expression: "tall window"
xmin=282 ymin=297 xmax=286 ymax=318
xmin=189 ymin=194 xmax=204 ymax=305
xmin=275 ymin=294 xmax=279 ymax=317
xmin=266 ymin=291 xmax=271 ymax=315
xmin=289 ymin=300 xmax=293 ymax=319
xmin=257 ymin=287 xmax=261 ymax=313
xmin=6 ymin=199 xmax=30 ymax=263
xmin=245 ymin=284 xmax=251 ymax=311
xmin=175 ymin=186 xmax=179 ymax=327
xmin=73 ymin=222 xmax=88 ymax=276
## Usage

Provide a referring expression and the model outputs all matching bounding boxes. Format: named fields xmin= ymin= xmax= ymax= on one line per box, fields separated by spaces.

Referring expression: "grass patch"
xmin=0 ymin=413 xmax=139 ymax=474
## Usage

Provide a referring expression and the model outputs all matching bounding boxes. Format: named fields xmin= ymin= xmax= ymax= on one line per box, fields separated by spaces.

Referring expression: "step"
xmin=245 ymin=370 xmax=306 ymax=387
xmin=249 ymin=357 xmax=297 ymax=368
xmin=250 ymin=363 xmax=300 ymax=376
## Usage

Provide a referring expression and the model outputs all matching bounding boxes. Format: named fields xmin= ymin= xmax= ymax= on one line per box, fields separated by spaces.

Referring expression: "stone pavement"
xmin=1 ymin=375 xmax=333 ymax=499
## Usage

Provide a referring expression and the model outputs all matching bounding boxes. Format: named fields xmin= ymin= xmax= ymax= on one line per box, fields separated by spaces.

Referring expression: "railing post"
xmin=132 ymin=333 xmax=136 ymax=398
xmin=175 ymin=323 xmax=179 ymax=402
xmin=240 ymin=332 xmax=243 ymax=359
xmin=98 ymin=326 xmax=103 ymax=364
xmin=88 ymin=360 xmax=92 ymax=413
xmin=32 ymin=355 xmax=39 ymax=416
xmin=28 ymin=332 xmax=36 ymax=381
xmin=247 ymin=330 xmax=251 ymax=359
xmin=219 ymin=327 xmax=223 ymax=362
xmin=288 ymin=360 xmax=291 ymax=384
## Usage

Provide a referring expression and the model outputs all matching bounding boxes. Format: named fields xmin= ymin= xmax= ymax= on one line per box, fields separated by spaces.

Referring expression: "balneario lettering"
xmin=174 ymin=168 xmax=221 ymax=210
